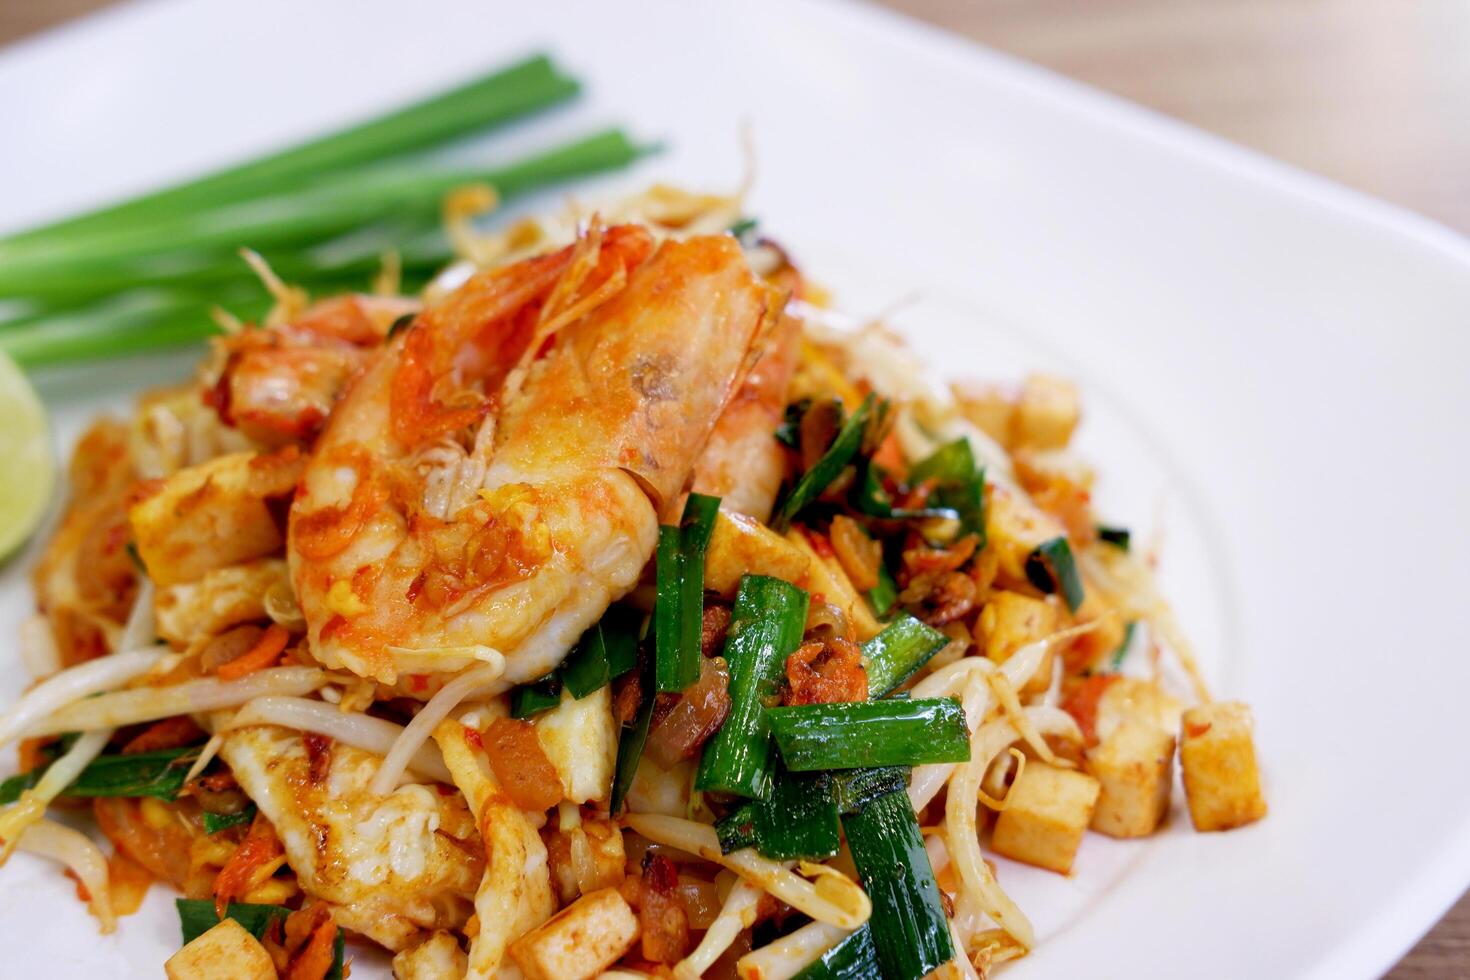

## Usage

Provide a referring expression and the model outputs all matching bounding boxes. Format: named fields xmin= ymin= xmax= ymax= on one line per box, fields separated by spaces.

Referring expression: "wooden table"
xmin=2 ymin=0 xmax=1467 ymax=975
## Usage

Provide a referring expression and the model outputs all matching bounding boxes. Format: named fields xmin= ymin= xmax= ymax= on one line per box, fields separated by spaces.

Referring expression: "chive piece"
xmin=509 ymin=672 xmax=562 ymax=719
xmin=862 ymin=614 xmax=949 ymax=698
xmin=202 ymin=806 xmax=256 ymax=835
xmin=177 ymin=899 xmax=345 ymax=980
xmin=853 ymin=459 xmax=894 ymax=517
xmin=830 ymin=766 xmax=911 ymax=815
xmin=1097 ymin=524 xmax=1131 ymax=550
xmin=908 ymin=437 xmax=986 ymax=544
xmin=1108 ymin=621 xmax=1139 ymax=672
xmin=611 ymin=649 xmax=656 ymax=816
xmin=766 ymin=698 xmax=970 ymax=772
xmin=775 ymin=399 xmax=809 ymax=450
xmin=867 ymin=561 xmax=898 ymax=619
xmin=653 ymin=525 xmax=684 ymax=690
xmin=561 ymin=608 xmax=639 ymax=699
xmin=653 ymin=494 xmax=720 ymax=693
xmin=694 ymin=575 xmax=809 ymax=799
xmin=1025 ymin=536 xmax=1086 ymax=612
xmin=715 ymin=801 xmax=760 ymax=854
xmin=772 ymin=393 xmax=877 ymax=531
xmin=791 ymin=925 xmax=883 ymax=980
xmin=842 ymin=788 xmax=954 ymax=979
xmin=6 ymin=55 xmax=579 ymax=250
xmin=386 ymin=312 xmax=416 ymax=339
xmin=752 ymin=766 xmax=840 ymax=861
xmin=0 ymin=745 xmax=201 ymax=804
xmin=728 ymin=217 xmax=759 ymax=240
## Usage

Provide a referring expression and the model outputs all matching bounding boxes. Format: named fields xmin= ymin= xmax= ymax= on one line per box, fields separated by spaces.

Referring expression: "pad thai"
xmin=0 ymin=186 xmax=1266 ymax=980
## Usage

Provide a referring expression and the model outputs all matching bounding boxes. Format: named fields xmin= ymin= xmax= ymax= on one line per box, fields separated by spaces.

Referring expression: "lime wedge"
xmin=0 ymin=350 xmax=54 ymax=561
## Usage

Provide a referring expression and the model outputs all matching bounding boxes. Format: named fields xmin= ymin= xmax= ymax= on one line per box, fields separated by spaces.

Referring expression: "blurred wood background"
xmin=1 ymin=0 xmax=1468 ymax=975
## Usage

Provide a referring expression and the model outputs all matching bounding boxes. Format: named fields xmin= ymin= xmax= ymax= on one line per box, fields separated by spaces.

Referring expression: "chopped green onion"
xmin=655 ymin=493 xmax=721 ymax=693
xmin=695 ymin=575 xmax=808 ymax=799
xmin=772 ymin=393 xmax=877 ymax=531
xmin=715 ymin=800 xmax=759 ymax=854
xmin=561 ymin=607 xmax=639 ymax=699
xmin=202 ymin=806 xmax=256 ymax=835
xmin=611 ymin=629 xmax=656 ymax=816
xmin=752 ymin=766 xmax=841 ymax=861
xmin=1025 ymin=536 xmax=1085 ymax=612
xmin=775 ymin=399 xmax=809 ymax=450
xmin=1097 ymin=524 xmax=1131 ymax=550
xmin=841 ymin=787 xmax=954 ymax=979
xmin=510 ymin=671 xmax=562 ymax=719
xmin=766 ymin=698 xmax=970 ymax=772
xmin=386 ymin=312 xmax=416 ymax=339
xmin=907 ymin=437 xmax=985 ymax=544
xmin=1108 ymin=621 xmax=1139 ymax=672
xmin=853 ymin=459 xmax=894 ymax=517
xmin=7 ymin=55 xmax=578 ymax=251
xmin=176 ymin=899 xmax=345 ymax=980
xmin=728 ymin=217 xmax=759 ymax=240
xmin=862 ymin=614 xmax=949 ymax=698
xmin=830 ymin=765 xmax=911 ymax=815
xmin=791 ymin=925 xmax=882 ymax=980
xmin=867 ymin=561 xmax=898 ymax=618
xmin=0 ymin=744 xmax=201 ymax=804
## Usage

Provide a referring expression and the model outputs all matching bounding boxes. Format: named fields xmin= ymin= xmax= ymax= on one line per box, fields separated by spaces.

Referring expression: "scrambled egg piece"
xmin=220 ymin=725 xmax=482 ymax=950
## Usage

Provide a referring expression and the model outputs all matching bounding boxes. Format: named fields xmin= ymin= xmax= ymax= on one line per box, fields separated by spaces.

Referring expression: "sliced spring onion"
xmin=509 ymin=672 xmax=562 ymax=719
xmin=862 ymin=614 xmax=949 ymax=698
xmin=1108 ymin=621 xmax=1139 ymax=672
xmin=841 ymin=787 xmax=954 ymax=979
xmin=867 ymin=561 xmax=898 ymax=619
xmin=176 ymin=899 xmax=345 ymax=980
xmin=772 ymin=393 xmax=877 ymax=531
xmin=1097 ymin=524 xmax=1131 ymax=550
xmin=752 ymin=766 xmax=841 ymax=861
xmin=1025 ymin=536 xmax=1085 ymax=612
xmin=775 ymin=399 xmax=810 ymax=450
xmin=610 ymin=650 xmax=656 ymax=816
xmin=766 ymin=698 xmax=970 ymax=772
xmin=695 ymin=575 xmax=808 ymax=799
xmin=5 ymin=55 xmax=578 ymax=251
xmin=0 ymin=744 xmax=201 ymax=804
xmin=853 ymin=459 xmax=894 ymax=517
xmin=907 ymin=437 xmax=985 ymax=544
xmin=791 ymin=925 xmax=881 ymax=980
xmin=202 ymin=806 xmax=256 ymax=836
xmin=656 ymin=493 xmax=721 ymax=693
xmin=830 ymin=766 xmax=911 ymax=815
xmin=560 ymin=607 xmax=639 ymax=699
xmin=715 ymin=800 xmax=759 ymax=854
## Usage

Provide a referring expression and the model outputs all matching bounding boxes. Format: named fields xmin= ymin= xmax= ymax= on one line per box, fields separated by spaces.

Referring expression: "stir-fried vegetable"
xmin=1025 ymin=535 xmax=1086 ymax=612
xmin=862 ymin=614 xmax=949 ymax=698
xmin=562 ymin=608 xmax=640 ymax=699
xmin=766 ymin=698 xmax=970 ymax=771
xmin=791 ymin=925 xmax=882 ymax=980
xmin=0 ymin=745 xmax=201 ymax=804
xmin=202 ymin=806 xmax=256 ymax=836
xmin=908 ymin=436 xmax=986 ymax=543
xmin=695 ymin=575 xmax=808 ymax=799
xmin=841 ymin=786 xmax=954 ymax=979
xmin=772 ymin=394 xmax=877 ymax=530
xmin=655 ymin=493 xmax=722 ymax=693
xmin=1098 ymin=524 xmax=1132 ymax=550
xmin=510 ymin=672 xmax=563 ymax=720
xmin=176 ymin=899 xmax=345 ymax=980
xmin=830 ymin=765 xmax=911 ymax=814
xmin=715 ymin=765 xmax=841 ymax=862
xmin=611 ymin=648 xmax=657 ymax=816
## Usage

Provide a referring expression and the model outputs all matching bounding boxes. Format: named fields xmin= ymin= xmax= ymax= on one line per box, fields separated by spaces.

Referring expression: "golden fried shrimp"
xmin=687 ymin=310 xmax=799 ymax=521
xmin=288 ymin=226 xmax=769 ymax=691
xmin=206 ymin=294 xmax=417 ymax=446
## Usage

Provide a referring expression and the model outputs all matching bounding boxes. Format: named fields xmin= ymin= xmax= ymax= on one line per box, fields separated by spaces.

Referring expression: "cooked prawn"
xmin=288 ymin=225 xmax=770 ymax=690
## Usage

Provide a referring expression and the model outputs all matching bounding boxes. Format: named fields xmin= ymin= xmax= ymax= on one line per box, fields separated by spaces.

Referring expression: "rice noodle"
xmin=183 ymin=731 xmax=225 ymax=784
xmin=674 ymin=878 xmax=763 ymax=980
xmin=28 ymin=667 xmax=328 ymax=739
xmin=16 ymin=818 xmax=114 ymax=932
xmin=737 ymin=919 xmax=851 ymax=980
xmin=0 ymin=728 xmax=113 ymax=865
xmin=227 ymin=696 xmax=452 ymax=784
xmin=0 ymin=648 xmax=168 ymax=747
xmin=369 ymin=656 xmax=504 ymax=796
xmin=625 ymin=813 xmax=870 ymax=929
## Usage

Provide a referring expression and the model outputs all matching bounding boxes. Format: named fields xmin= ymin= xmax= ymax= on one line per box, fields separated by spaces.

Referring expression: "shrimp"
xmin=686 ymin=310 xmax=799 ymax=521
xmin=206 ymin=294 xmax=417 ymax=446
xmin=288 ymin=225 xmax=770 ymax=691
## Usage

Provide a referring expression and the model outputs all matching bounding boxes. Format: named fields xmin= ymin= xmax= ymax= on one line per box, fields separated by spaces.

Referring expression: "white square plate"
xmin=3 ymin=1 xmax=1469 ymax=977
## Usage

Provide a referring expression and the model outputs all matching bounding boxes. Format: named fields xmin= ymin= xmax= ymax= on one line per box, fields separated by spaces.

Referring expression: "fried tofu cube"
xmin=1180 ymin=701 xmax=1267 ymax=832
xmin=509 ymin=887 xmax=640 ymax=980
xmin=392 ymin=930 xmax=468 ymax=980
xmin=991 ymin=761 xmax=1099 ymax=874
xmin=1086 ymin=719 xmax=1176 ymax=838
xmin=951 ymin=380 xmax=1016 ymax=447
xmin=984 ymin=485 xmax=1065 ymax=586
xmin=704 ymin=510 xmax=810 ymax=598
xmin=164 ymin=918 xmax=275 ymax=980
xmin=130 ymin=450 xmax=303 ymax=586
xmin=1012 ymin=373 xmax=1080 ymax=451
xmin=979 ymin=590 xmax=1060 ymax=694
